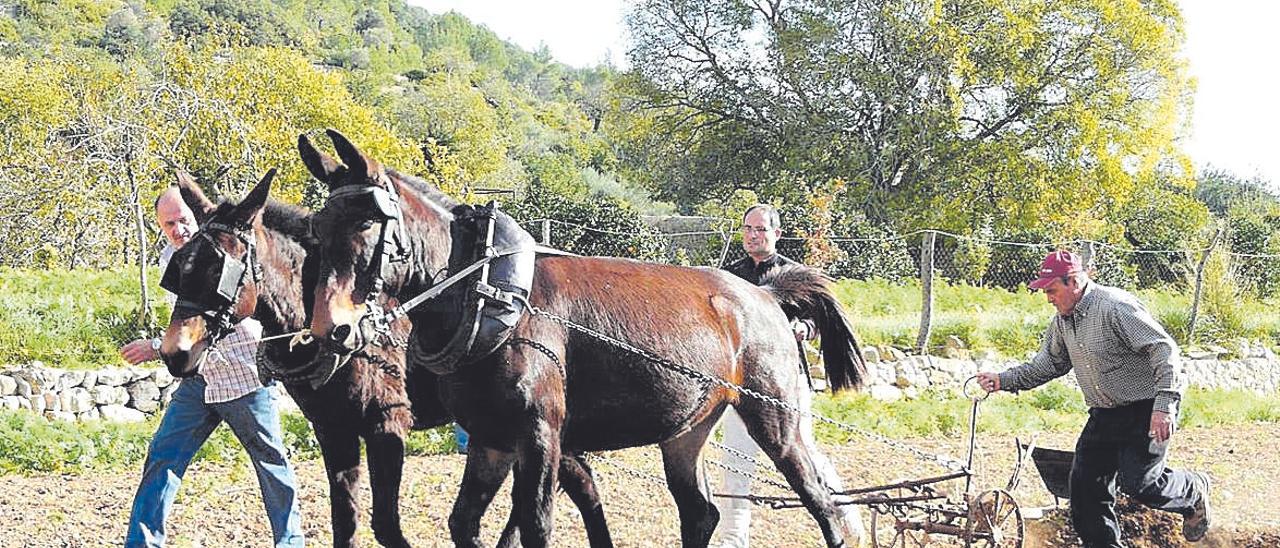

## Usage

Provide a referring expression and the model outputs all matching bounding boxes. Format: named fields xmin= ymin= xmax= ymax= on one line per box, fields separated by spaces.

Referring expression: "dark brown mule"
xmin=300 ymin=129 xmax=870 ymax=547
xmin=158 ymin=170 xmax=613 ymax=547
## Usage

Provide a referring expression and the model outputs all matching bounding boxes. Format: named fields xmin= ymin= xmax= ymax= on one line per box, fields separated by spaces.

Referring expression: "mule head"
xmin=299 ymin=129 xmax=411 ymax=358
xmin=158 ymin=169 xmax=274 ymax=377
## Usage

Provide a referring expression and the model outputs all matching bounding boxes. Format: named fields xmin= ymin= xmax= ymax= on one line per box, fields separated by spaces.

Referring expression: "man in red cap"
xmin=976 ymin=250 xmax=1212 ymax=546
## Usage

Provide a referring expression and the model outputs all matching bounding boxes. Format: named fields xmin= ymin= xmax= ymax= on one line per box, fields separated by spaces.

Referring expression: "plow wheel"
xmin=965 ymin=489 xmax=1024 ymax=547
xmin=869 ymin=489 xmax=934 ymax=547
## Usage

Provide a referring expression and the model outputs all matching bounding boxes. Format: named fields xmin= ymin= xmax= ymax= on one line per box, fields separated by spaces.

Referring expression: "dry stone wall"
xmin=0 ymin=362 xmax=294 ymax=423
xmin=3 ymin=343 xmax=1278 ymax=422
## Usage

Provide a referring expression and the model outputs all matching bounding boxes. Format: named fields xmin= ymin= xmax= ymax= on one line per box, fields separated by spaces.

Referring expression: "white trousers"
xmin=715 ymin=405 xmax=866 ymax=547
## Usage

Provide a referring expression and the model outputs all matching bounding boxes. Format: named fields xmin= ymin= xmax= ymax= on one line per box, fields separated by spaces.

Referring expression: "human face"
xmin=1041 ymin=275 xmax=1085 ymax=316
xmin=156 ymin=192 xmax=197 ymax=249
xmin=741 ymin=209 xmax=781 ymax=261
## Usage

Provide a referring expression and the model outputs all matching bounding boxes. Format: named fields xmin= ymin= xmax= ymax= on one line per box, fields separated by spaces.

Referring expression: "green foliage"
xmin=279 ymin=412 xmax=323 ymax=461
xmin=0 ymin=408 xmax=462 ymax=475
xmin=508 ymin=183 xmax=667 ymax=260
xmin=0 ymin=267 xmax=169 ymax=369
xmin=404 ymin=425 xmax=459 ymax=456
xmin=1226 ymin=211 xmax=1280 ymax=298
xmin=1193 ymin=249 xmax=1247 ymax=343
xmin=1180 ymin=388 xmax=1280 ymax=428
xmin=0 ymin=409 xmax=154 ymax=474
xmin=0 ymin=0 xmax=636 ymax=272
xmin=622 ymin=0 xmax=1197 ymax=248
xmin=814 ymin=384 xmax=1280 ymax=446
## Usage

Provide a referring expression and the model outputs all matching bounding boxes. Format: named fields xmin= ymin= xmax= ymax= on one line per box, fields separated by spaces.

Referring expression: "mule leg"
xmin=509 ymin=422 xmax=562 ymax=548
xmin=314 ymin=425 xmax=362 ymax=548
xmin=366 ymin=432 xmax=412 ymax=548
xmin=735 ymin=398 xmax=863 ymax=548
xmin=558 ymin=453 xmax=614 ymax=548
xmin=494 ymin=462 xmax=525 ymax=548
xmin=659 ymin=416 xmax=721 ymax=548
xmin=449 ymin=446 xmax=517 ymax=548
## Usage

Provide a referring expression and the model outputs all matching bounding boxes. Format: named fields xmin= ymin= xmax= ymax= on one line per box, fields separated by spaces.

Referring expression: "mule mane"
xmin=207 ymin=199 xmax=312 ymax=243
xmin=387 ymin=169 xmax=459 ymax=214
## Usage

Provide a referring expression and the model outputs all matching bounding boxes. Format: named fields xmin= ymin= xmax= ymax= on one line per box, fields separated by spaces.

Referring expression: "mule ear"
xmin=298 ymin=133 xmax=341 ymax=186
xmin=230 ymin=168 xmax=274 ymax=226
xmin=326 ymin=128 xmax=381 ymax=182
xmin=174 ymin=170 xmax=216 ymax=221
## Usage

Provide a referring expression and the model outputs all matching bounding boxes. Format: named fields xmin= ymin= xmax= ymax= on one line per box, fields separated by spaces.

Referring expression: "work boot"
xmin=1183 ymin=472 xmax=1212 ymax=542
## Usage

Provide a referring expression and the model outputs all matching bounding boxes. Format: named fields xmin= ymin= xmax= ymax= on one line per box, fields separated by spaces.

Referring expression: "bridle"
xmin=160 ymin=218 xmax=263 ymax=345
xmin=313 ymin=181 xmax=412 ymax=357
xmin=315 ymin=181 xmax=529 ymax=359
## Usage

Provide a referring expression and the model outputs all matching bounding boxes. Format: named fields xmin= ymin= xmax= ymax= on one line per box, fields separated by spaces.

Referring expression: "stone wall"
xmin=3 ymin=344 xmax=1279 ymax=422
xmin=0 ymin=363 xmax=294 ymax=423
xmin=856 ymin=342 xmax=1280 ymax=401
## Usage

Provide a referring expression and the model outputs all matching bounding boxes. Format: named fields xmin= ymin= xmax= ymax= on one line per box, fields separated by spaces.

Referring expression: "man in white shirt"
xmin=120 ymin=186 xmax=304 ymax=547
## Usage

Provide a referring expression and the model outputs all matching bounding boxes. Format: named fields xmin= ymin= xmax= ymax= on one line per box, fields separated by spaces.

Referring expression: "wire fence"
xmin=520 ymin=215 xmax=1272 ymax=355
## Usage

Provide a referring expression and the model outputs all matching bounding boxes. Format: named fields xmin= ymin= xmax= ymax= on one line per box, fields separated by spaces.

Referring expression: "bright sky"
xmin=1180 ymin=1 xmax=1280 ymax=186
xmin=409 ymin=0 xmax=1278 ymax=185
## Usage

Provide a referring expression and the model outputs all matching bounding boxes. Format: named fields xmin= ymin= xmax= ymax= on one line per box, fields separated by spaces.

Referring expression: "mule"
xmin=158 ymin=170 xmax=612 ymax=547
xmin=300 ymin=129 xmax=869 ymax=547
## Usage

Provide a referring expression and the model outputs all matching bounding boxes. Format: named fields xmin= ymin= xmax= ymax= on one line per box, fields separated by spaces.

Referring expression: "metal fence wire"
xmin=520 ymin=217 xmax=1270 ymax=352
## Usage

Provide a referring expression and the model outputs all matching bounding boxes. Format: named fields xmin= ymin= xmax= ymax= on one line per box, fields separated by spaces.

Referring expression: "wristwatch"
xmin=150 ymin=337 xmax=162 ymax=354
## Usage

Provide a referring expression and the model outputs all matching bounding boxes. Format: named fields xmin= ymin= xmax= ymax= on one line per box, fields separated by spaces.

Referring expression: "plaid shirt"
xmin=160 ymin=245 xmax=263 ymax=404
xmin=998 ymin=282 xmax=1185 ymax=414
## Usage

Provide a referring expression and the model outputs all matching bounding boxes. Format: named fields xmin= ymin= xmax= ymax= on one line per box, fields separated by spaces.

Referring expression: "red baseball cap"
xmin=1029 ymin=250 xmax=1083 ymax=289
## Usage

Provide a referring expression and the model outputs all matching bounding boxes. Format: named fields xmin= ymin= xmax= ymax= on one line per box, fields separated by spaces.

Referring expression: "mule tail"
xmin=761 ymin=266 xmax=867 ymax=392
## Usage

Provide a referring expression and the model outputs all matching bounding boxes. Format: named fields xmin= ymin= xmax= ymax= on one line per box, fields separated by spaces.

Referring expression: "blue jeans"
xmin=453 ymin=423 xmax=469 ymax=453
xmin=124 ymin=377 xmax=304 ymax=547
xmin=1070 ymin=399 xmax=1202 ymax=548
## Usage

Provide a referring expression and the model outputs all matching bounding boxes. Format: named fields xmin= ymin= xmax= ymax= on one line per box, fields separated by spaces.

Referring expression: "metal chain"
xmin=704 ymin=456 xmax=794 ymax=491
xmin=707 ymin=440 xmax=789 ymax=484
xmin=584 ymin=453 xmax=669 ymax=488
xmin=521 ymin=301 xmax=969 ymax=473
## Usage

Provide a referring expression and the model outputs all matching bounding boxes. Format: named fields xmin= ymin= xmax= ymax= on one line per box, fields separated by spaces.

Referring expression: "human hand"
xmin=120 ymin=338 xmax=158 ymax=365
xmin=1149 ymin=410 xmax=1175 ymax=443
xmin=975 ymin=372 xmax=1001 ymax=392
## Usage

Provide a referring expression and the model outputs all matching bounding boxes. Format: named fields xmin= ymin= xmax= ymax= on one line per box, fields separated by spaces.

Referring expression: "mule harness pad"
xmin=406 ymin=201 xmax=536 ymax=375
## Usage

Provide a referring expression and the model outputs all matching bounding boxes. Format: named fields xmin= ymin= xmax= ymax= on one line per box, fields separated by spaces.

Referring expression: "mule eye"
xmin=358 ymin=220 xmax=375 ymax=231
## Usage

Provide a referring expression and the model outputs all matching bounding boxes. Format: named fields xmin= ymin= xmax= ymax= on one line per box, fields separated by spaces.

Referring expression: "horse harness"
xmin=317 ymin=181 xmax=544 ymax=383
xmin=160 ymin=218 xmax=263 ymax=345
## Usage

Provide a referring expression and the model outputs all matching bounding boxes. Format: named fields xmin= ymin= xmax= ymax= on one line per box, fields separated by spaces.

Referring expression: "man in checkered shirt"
xmin=977 ymin=250 xmax=1212 ymax=546
xmin=118 ymin=186 xmax=304 ymax=547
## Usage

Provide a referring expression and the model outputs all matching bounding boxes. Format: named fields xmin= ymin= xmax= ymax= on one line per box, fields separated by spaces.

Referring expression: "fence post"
xmin=541 ymin=219 xmax=551 ymax=246
xmin=916 ymin=230 xmax=936 ymax=355
xmin=1081 ymin=240 xmax=1096 ymax=275
xmin=1187 ymin=227 xmax=1224 ymax=342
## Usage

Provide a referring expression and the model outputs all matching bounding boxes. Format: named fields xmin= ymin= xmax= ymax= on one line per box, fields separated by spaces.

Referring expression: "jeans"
xmin=124 ymin=377 xmax=304 ymax=547
xmin=453 ymin=423 xmax=470 ymax=453
xmin=1069 ymin=399 xmax=1203 ymax=548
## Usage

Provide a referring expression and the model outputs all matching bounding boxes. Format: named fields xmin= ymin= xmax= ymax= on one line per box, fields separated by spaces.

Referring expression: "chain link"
xmin=521 ymin=300 xmax=969 ymax=473
xmin=703 ymin=456 xmax=794 ymax=491
xmin=584 ymin=453 xmax=669 ymax=488
xmin=706 ymin=440 xmax=789 ymax=483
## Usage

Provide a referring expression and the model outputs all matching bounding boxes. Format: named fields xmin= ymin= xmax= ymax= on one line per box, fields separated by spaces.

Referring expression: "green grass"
xmin=811 ymin=385 xmax=1280 ymax=446
xmin=832 ymin=277 xmax=1280 ymax=357
xmin=4 ymin=268 xmax=1280 ymax=368
xmin=0 ymin=267 xmax=169 ymax=370
xmin=0 ymin=409 xmax=458 ymax=475
xmin=1 ymin=387 xmax=1276 ymax=475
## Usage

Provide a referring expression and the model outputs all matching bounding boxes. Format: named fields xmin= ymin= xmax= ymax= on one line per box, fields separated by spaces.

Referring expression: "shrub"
xmin=405 ymin=425 xmax=458 ymax=456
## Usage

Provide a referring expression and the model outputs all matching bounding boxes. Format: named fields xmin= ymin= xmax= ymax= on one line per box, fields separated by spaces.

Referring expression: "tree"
xmin=621 ymin=0 xmax=1193 ymax=236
